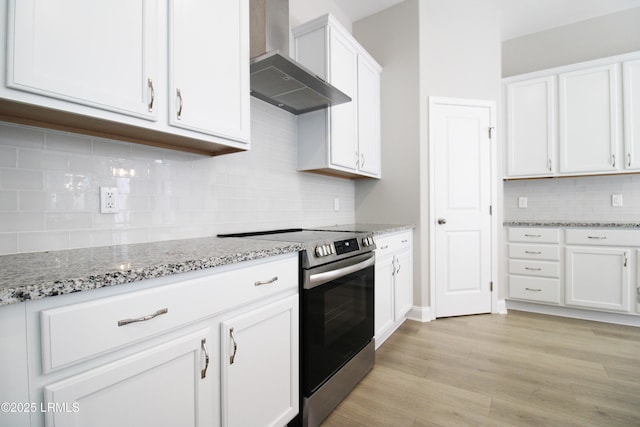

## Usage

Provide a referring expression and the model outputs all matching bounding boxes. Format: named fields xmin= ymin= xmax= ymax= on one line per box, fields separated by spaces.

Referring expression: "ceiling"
xmin=337 ymin=0 xmax=640 ymax=40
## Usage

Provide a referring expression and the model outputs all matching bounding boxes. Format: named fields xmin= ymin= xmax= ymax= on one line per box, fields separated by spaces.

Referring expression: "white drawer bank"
xmin=0 ymin=253 xmax=299 ymax=427
xmin=506 ymin=227 xmax=640 ymax=325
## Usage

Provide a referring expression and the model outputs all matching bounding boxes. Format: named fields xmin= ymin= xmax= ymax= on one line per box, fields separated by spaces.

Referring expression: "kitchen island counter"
xmin=0 ymin=237 xmax=304 ymax=307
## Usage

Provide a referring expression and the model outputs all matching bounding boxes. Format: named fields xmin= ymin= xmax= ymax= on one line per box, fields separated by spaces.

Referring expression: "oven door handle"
xmin=307 ymin=254 xmax=375 ymax=289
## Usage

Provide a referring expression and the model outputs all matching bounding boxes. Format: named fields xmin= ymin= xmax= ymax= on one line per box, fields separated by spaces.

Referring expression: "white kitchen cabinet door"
xmin=220 ymin=295 xmax=299 ymax=427
xmin=565 ymin=246 xmax=630 ymax=312
xmin=43 ymin=328 xmax=216 ymax=427
xmin=374 ymin=256 xmax=395 ymax=345
xmin=357 ymin=54 xmax=382 ymax=177
xmin=8 ymin=0 xmax=158 ymax=120
xmin=623 ymin=59 xmax=640 ymax=170
xmin=169 ymin=0 xmax=250 ymax=142
xmin=328 ymin=27 xmax=358 ymax=171
xmin=394 ymin=250 xmax=413 ymax=322
xmin=558 ymin=64 xmax=621 ymax=174
xmin=505 ymin=76 xmax=556 ymax=177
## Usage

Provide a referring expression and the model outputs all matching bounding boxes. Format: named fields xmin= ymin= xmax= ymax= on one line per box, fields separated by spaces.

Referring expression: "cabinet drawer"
xmin=509 ymin=276 xmax=561 ymax=304
xmin=375 ymin=230 xmax=412 ymax=257
xmin=509 ymin=260 xmax=560 ymax=278
xmin=508 ymin=227 xmax=560 ymax=243
xmin=565 ymin=228 xmax=640 ymax=246
xmin=508 ymin=243 xmax=560 ymax=260
xmin=40 ymin=255 xmax=298 ymax=373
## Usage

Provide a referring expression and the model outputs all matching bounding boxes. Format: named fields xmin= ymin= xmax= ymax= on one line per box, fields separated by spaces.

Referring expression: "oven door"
xmin=301 ymin=252 xmax=375 ymax=396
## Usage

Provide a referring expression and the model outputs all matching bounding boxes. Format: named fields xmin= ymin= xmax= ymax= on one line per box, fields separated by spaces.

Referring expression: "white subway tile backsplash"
xmin=504 ymin=174 xmax=640 ymax=222
xmin=0 ymin=99 xmax=355 ymax=253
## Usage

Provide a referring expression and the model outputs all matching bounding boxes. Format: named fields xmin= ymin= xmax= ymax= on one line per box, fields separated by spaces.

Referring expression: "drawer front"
xmin=565 ymin=228 xmax=640 ymax=247
xmin=375 ymin=230 xmax=412 ymax=256
xmin=508 ymin=243 xmax=560 ymax=261
xmin=509 ymin=259 xmax=560 ymax=278
xmin=508 ymin=227 xmax=560 ymax=243
xmin=509 ymin=276 xmax=561 ymax=304
xmin=40 ymin=254 xmax=298 ymax=373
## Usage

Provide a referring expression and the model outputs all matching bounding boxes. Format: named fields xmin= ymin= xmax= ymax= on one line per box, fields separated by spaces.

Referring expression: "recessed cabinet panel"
xmin=9 ymin=0 xmax=158 ymax=120
xmin=558 ymin=64 xmax=620 ymax=174
xmin=505 ymin=77 xmax=556 ymax=177
xmin=357 ymin=55 xmax=382 ymax=176
xmin=624 ymin=59 xmax=640 ymax=170
xmin=565 ymin=246 xmax=630 ymax=312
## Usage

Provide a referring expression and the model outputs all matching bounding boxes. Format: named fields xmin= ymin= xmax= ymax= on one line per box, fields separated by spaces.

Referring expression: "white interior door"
xmin=430 ymin=98 xmax=494 ymax=318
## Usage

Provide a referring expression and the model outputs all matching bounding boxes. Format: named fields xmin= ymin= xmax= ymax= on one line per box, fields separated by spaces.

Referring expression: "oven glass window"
xmin=303 ymin=263 xmax=374 ymax=395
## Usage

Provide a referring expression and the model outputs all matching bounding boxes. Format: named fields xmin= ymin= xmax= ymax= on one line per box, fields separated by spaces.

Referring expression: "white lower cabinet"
xmin=565 ymin=246 xmax=630 ymax=312
xmin=220 ymin=295 xmax=298 ymax=427
xmin=43 ymin=327 xmax=217 ymax=427
xmin=374 ymin=230 xmax=413 ymax=348
xmin=506 ymin=227 xmax=640 ymax=319
xmin=7 ymin=253 xmax=298 ymax=427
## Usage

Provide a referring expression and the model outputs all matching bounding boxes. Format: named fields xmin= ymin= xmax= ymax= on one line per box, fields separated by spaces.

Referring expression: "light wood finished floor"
xmin=322 ymin=310 xmax=640 ymax=426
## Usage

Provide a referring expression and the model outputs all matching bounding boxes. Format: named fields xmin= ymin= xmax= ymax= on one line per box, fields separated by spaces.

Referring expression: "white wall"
xmin=290 ymin=0 xmax=352 ymax=31
xmin=0 ymin=99 xmax=355 ymax=255
xmin=353 ymin=0 xmax=501 ymax=311
xmin=503 ymin=7 xmax=640 ymax=77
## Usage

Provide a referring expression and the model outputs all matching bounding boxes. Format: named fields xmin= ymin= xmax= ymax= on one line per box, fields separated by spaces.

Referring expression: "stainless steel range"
xmin=219 ymin=229 xmax=375 ymax=427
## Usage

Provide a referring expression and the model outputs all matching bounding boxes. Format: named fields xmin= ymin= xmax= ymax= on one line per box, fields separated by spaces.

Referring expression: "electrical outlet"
xmin=518 ymin=196 xmax=528 ymax=208
xmin=100 ymin=187 xmax=119 ymax=213
xmin=612 ymin=194 xmax=623 ymax=207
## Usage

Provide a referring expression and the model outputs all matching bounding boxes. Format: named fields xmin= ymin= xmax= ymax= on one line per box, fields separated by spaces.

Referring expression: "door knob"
xmin=437 ymin=218 xmax=447 ymax=225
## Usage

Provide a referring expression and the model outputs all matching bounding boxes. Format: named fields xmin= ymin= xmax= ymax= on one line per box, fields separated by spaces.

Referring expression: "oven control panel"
xmin=314 ymin=243 xmax=335 ymax=257
xmin=334 ymin=238 xmax=360 ymax=255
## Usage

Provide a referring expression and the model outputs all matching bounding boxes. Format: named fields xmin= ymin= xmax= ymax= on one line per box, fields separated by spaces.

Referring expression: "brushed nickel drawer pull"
xmin=176 ymin=88 xmax=183 ymax=120
xmin=525 ymin=251 xmax=542 ymax=255
xmin=147 ymin=78 xmax=155 ymax=112
xmin=117 ymin=308 xmax=168 ymax=327
xmin=254 ymin=276 xmax=278 ymax=286
xmin=201 ymin=338 xmax=210 ymax=379
xmin=525 ymin=288 xmax=542 ymax=292
xmin=624 ymin=252 xmax=628 ymax=267
xmin=524 ymin=234 xmax=541 ymax=238
xmin=524 ymin=267 xmax=542 ymax=271
xmin=587 ymin=236 xmax=606 ymax=240
xmin=229 ymin=328 xmax=238 ymax=365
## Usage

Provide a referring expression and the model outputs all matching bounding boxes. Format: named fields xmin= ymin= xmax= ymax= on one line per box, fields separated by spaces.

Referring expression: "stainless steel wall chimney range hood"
xmin=249 ymin=0 xmax=351 ymax=115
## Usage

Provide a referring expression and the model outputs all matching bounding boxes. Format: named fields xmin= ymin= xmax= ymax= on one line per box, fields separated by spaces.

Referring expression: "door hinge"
xmin=488 ymin=127 xmax=494 ymax=139
xmin=490 ymin=281 xmax=493 ymax=292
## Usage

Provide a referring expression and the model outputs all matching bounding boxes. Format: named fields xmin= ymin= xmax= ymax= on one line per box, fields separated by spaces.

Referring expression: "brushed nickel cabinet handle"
xmin=629 ymin=153 xmax=632 ymax=167
xmin=176 ymin=88 xmax=183 ymax=120
xmin=548 ymin=159 xmax=552 ymax=171
xmin=524 ymin=267 xmax=542 ymax=271
xmin=117 ymin=308 xmax=168 ymax=327
xmin=201 ymin=338 xmax=210 ymax=379
xmin=525 ymin=251 xmax=542 ymax=255
xmin=229 ymin=327 xmax=238 ymax=365
xmin=147 ymin=78 xmax=155 ymax=112
xmin=587 ymin=236 xmax=606 ymax=240
xmin=525 ymin=288 xmax=542 ymax=292
xmin=524 ymin=234 xmax=541 ymax=238
xmin=612 ymin=154 xmax=616 ymax=167
xmin=255 ymin=276 xmax=278 ymax=286
xmin=624 ymin=252 xmax=628 ymax=267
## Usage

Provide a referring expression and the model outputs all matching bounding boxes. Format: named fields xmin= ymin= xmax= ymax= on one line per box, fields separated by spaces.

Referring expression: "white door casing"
xmin=429 ymin=97 xmax=495 ymax=318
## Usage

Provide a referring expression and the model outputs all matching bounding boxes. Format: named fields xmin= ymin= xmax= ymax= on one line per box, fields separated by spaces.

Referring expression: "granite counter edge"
xmin=504 ymin=221 xmax=640 ymax=228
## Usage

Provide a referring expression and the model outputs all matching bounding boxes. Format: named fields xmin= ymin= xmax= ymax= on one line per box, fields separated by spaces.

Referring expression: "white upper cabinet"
xmin=294 ymin=14 xmax=382 ymax=179
xmin=623 ymin=59 xmax=640 ymax=171
xmin=2 ymin=0 xmax=250 ymax=155
xmin=8 ymin=0 xmax=159 ymax=120
xmin=169 ymin=0 xmax=249 ymax=142
xmin=505 ymin=76 xmax=556 ymax=177
xmin=558 ymin=64 xmax=621 ymax=174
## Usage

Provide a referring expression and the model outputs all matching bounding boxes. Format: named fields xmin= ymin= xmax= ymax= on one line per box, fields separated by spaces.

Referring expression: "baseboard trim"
xmin=407 ymin=306 xmax=432 ymax=322
xmin=495 ymin=299 xmax=507 ymax=314
xmin=506 ymin=300 xmax=640 ymax=327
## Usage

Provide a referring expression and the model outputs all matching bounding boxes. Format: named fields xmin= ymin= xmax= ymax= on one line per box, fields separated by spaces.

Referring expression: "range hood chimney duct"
xmin=249 ymin=0 xmax=351 ymax=115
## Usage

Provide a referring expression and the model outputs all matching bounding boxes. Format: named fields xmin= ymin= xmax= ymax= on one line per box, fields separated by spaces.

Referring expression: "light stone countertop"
xmin=0 ymin=223 xmax=414 ymax=307
xmin=0 ymin=237 xmax=304 ymax=307
xmin=504 ymin=221 xmax=640 ymax=228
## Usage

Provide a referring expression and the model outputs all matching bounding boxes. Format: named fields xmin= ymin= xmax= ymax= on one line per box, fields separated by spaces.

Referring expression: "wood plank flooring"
xmin=321 ymin=310 xmax=640 ymax=426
